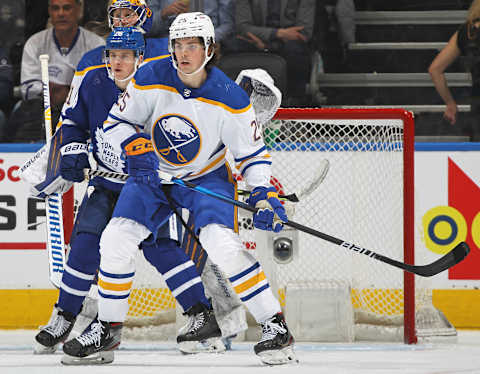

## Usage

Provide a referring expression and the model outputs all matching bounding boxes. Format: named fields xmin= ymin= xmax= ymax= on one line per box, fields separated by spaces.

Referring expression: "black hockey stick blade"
xmin=374 ymin=241 xmax=470 ymax=277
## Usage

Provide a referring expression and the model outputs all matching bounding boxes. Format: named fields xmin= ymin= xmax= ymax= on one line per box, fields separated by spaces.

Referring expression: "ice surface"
xmin=1 ymin=329 xmax=480 ymax=373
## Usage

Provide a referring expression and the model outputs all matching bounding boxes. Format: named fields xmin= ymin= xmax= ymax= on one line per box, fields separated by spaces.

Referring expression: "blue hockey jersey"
xmin=59 ymin=37 xmax=170 ymax=191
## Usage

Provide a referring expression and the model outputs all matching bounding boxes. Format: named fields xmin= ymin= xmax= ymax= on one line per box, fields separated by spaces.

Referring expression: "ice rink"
xmin=1 ymin=329 xmax=480 ymax=373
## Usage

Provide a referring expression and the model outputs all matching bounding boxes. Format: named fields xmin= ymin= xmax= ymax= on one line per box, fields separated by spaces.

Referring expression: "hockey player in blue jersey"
xmin=63 ymin=12 xmax=297 ymax=365
xmin=24 ymin=27 xmax=224 ymax=364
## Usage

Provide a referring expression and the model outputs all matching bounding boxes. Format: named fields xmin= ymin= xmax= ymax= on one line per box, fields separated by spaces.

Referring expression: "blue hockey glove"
xmin=59 ymin=142 xmax=90 ymax=182
xmin=246 ymin=186 xmax=288 ymax=232
xmin=121 ymin=133 xmax=162 ymax=187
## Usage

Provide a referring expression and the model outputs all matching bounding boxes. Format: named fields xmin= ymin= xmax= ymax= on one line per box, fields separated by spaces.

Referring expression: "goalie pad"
xmin=236 ymin=69 xmax=282 ymax=126
xmin=201 ymin=258 xmax=247 ymax=338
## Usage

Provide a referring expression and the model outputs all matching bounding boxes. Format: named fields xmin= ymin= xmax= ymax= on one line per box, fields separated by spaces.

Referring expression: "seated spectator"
xmin=234 ymin=0 xmax=316 ymax=105
xmin=13 ymin=0 xmax=104 ymax=142
xmin=147 ymin=0 xmax=234 ymax=50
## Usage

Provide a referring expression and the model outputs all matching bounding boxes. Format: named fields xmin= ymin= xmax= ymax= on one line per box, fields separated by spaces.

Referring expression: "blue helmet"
xmin=105 ymin=27 xmax=145 ymax=82
xmin=108 ymin=0 xmax=153 ymax=34
xmin=105 ymin=27 xmax=145 ymax=56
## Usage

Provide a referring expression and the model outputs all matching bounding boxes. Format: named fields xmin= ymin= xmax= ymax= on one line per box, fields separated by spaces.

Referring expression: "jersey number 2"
xmin=251 ymin=120 xmax=261 ymax=142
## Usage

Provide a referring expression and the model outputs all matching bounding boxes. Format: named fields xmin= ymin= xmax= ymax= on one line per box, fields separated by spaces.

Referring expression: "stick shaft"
xmin=166 ymin=176 xmax=469 ymax=277
xmin=40 ymin=54 xmax=65 ymax=288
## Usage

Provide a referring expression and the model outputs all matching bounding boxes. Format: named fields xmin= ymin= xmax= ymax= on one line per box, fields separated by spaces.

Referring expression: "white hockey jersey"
xmin=20 ymin=27 xmax=105 ymax=100
xmin=103 ymin=58 xmax=272 ymax=188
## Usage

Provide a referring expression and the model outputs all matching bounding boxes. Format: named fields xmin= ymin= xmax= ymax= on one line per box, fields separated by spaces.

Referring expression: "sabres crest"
xmin=151 ymin=114 xmax=201 ymax=166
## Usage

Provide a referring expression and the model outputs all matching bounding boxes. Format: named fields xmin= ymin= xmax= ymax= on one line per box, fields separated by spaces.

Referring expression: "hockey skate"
xmin=34 ymin=306 xmax=76 ymax=354
xmin=254 ymin=313 xmax=298 ymax=365
xmin=61 ymin=320 xmax=122 ymax=365
xmin=177 ymin=303 xmax=224 ymax=354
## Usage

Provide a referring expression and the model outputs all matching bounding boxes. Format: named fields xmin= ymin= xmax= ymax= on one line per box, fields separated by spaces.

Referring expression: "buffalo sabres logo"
xmin=152 ymin=114 xmax=201 ymax=165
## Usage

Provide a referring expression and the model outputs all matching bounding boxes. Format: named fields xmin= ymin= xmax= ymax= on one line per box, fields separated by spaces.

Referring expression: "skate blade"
xmin=178 ymin=337 xmax=226 ymax=354
xmin=33 ymin=342 xmax=57 ymax=355
xmin=61 ymin=351 xmax=114 ymax=365
xmin=257 ymin=346 xmax=299 ymax=365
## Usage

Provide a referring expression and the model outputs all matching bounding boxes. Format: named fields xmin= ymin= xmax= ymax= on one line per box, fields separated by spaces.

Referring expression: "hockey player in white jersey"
xmin=63 ymin=12 xmax=296 ymax=365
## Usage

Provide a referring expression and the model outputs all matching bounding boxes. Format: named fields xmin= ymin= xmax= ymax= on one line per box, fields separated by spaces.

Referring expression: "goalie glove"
xmin=121 ymin=133 xmax=162 ymax=187
xmin=246 ymin=186 xmax=288 ymax=233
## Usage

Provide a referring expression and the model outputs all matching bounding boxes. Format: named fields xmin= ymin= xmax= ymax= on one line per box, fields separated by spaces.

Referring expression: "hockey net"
xmin=71 ymin=108 xmax=455 ymax=343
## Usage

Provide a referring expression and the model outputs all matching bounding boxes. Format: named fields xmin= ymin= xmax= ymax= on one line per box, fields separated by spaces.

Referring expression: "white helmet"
xmin=168 ymin=12 xmax=215 ymax=75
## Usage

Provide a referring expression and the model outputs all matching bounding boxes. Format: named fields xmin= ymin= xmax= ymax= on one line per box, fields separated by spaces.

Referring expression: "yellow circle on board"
xmin=422 ymin=206 xmax=467 ymax=255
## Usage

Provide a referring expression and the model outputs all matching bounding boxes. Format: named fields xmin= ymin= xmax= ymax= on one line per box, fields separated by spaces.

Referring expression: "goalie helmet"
xmin=236 ymin=69 xmax=282 ymax=126
xmin=104 ymin=27 xmax=145 ymax=81
xmin=168 ymin=12 xmax=215 ymax=75
xmin=108 ymin=0 xmax=153 ymax=34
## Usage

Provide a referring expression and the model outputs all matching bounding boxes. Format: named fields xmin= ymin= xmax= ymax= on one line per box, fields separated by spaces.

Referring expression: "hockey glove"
xmin=121 ymin=133 xmax=162 ymax=187
xmin=59 ymin=142 xmax=90 ymax=182
xmin=246 ymin=186 xmax=288 ymax=232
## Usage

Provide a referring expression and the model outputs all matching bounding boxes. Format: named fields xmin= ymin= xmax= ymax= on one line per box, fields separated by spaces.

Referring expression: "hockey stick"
xmin=83 ymin=168 xmax=469 ymax=276
xmin=156 ymin=171 xmax=469 ymax=277
xmin=84 ymin=162 xmax=329 ymax=203
xmin=40 ymin=54 xmax=66 ymax=288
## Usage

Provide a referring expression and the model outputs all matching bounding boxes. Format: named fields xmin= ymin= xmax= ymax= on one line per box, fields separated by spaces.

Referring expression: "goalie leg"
xmin=181 ymin=214 xmax=247 ymax=352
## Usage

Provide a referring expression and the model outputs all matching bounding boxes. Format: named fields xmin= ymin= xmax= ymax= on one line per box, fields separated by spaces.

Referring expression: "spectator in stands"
xmin=12 ymin=0 xmax=104 ymax=142
xmin=147 ymin=0 xmax=235 ymax=49
xmin=235 ymin=0 xmax=316 ymax=105
xmin=0 ymin=0 xmax=26 ymax=56
xmin=0 ymin=48 xmax=13 ymax=136
xmin=429 ymin=0 xmax=480 ymax=126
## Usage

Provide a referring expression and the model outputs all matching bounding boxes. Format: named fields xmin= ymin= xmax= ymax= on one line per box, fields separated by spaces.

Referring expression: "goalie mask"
xmin=236 ymin=69 xmax=282 ymax=126
xmin=168 ymin=12 xmax=215 ymax=76
xmin=104 ymin=27 xmax=145 ymax=82
xmin=108 ymin=0 xmax=153 ymax=34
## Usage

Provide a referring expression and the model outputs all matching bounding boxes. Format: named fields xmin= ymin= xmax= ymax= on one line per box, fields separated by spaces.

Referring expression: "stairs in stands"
xmin=315 ymin=1 xmax=478 ymax=140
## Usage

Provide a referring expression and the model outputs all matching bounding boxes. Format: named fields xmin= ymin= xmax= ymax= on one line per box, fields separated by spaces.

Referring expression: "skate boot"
xmin=34 ymin=306 xmax=76 ymax=354
xmin=254 ymin=312 xmax=298 ymax=365
xmin=177 ymin=302 xmax=224 ymax=354
xmin=61 ymin=320 xmax=122 ymax=365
